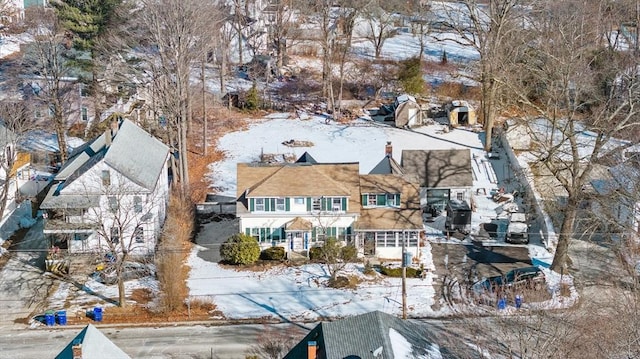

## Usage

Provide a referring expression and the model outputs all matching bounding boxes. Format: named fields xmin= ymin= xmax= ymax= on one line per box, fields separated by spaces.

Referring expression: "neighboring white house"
xmin=40 ymin=119 xmax=170 ymax=255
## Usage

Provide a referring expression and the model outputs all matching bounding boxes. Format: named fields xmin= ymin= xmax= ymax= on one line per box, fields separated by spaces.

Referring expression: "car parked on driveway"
xmin=473 ymin=266 xmax=545 ymax=294
xmin=93 ymin=261 xmax=155 ymax=285
xmin=506 ymin=212 xmax=529 ymax=244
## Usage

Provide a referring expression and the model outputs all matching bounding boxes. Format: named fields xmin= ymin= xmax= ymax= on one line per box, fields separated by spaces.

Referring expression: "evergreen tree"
xmin=51 ymin=0 xmax=124 ymax=130
xmin=398 ymin=57 xmax=425 ymax=95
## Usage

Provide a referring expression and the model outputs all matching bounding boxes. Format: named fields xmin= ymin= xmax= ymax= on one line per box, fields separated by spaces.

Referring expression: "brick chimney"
xmin=385 ymin=141 xmax=392 ymax=158
xmin=72 ymin=342 xmax=82 ymax=359
xmin=307 ymin=341 xmax=317 ymax=359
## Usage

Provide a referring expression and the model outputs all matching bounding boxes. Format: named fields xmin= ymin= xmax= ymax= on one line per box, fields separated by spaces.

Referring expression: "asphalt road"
xmin=0 ymin=322 xmax=311 ymax=359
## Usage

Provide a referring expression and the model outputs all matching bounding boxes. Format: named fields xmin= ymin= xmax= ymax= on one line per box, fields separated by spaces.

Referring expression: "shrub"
xmin=379 ymin=264 xmax=421 ymax=278
xmin=245 ymin=82 xmax=260 ymax=110
xmin=260 ymin=246 xmax=286 ymax=261
xmin=309 ymin=246 xmax=323 ymax=261
xmin=341 ymin=245 xmax=357 ymax=261
xmin=220 ymin=233 xmax=260 ymax=265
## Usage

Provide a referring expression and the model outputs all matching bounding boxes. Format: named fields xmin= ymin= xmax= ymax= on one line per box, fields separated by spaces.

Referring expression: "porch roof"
xmin=39 ymin=184 xmax=100 ymax=209
xmin=286 ymin=217 xmax=312 ymax=231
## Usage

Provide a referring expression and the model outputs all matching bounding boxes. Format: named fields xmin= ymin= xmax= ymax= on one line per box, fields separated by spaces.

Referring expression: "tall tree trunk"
xmin=202 ymin=57 xmax=207 ymax=156
xmin=54 ymin=105 xmax=68 ymax=162
xmin=551 ymin=196 xmax=578 ymax=272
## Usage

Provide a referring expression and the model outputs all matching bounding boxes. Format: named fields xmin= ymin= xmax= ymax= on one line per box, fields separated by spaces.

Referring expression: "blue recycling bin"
xmin=93 ymin=307 xmax=103 ymax=322
xmin=44 ymin=311 xmax=55 ymax=326
xmin=497 ymin=297 xmax=507 ymax=310
xmin=515 ymin=295 xmax=523 ymax=309
xmin=57 ymin=311 xmax=67 ymax=325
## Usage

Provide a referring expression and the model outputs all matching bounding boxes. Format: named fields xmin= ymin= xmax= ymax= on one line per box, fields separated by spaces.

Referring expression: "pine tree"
xmin=51 ymin=0 xmax=124 ymax=131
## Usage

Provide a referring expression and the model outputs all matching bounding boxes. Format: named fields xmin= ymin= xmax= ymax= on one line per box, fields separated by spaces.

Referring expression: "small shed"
xmin=394 ymin=94 xmax=422 ymax=128
xmin=446 ymin=100 xmax=477 ymax=127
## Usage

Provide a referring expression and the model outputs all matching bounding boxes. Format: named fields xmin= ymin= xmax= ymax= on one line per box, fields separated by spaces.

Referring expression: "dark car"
xmin=473 ymin=266 xmax=545 ymax=293
xmin=94 ymin=262 xmax=155 ymax=285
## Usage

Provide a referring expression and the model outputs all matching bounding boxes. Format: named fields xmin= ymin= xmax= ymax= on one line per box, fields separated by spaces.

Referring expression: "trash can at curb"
xmin=44 ymin=311 xmax=55 ymax=326
xmin=57 ymin=311 xmax=67 ymax=325
xmin=497 ymin=297 xmax=507 ymax=310
xmin=93 ymin=307 xmax=103 ymax=322
xmin=515 ymin=295 xmax=523 ymax=309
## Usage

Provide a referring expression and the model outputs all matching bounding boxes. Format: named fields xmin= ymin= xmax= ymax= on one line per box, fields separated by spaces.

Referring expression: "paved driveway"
xmin=0 ymin=218 xmax=53 ymax=327
xmin=195 ymin=213 xmax=239 ymax=263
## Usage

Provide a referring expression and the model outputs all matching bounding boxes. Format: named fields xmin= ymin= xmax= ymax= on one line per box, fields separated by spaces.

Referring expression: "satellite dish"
xmin=372 ymin=346 xmax=383 ymax=357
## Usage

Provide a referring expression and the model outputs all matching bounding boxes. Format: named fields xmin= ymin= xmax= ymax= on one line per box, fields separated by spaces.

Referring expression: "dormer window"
xmin=255 ymin=198 xmax=265 ymax=211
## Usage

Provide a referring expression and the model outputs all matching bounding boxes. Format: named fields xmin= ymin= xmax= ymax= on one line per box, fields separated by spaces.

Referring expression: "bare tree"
xmin=505 ymin=0 xmax=640 ymax=272
xmin=245 ymin=325 xmax=304 ymax=359
xmin=138 ymin=0 xmax=222 ymax=193
xmin=78 ymin=169 xmax=166 ymax=307
xmin=21 ymin=8 xmax=74 ymax=162
xmin=440 ymin=0 xmax=524 ymax=152
xmin=0 ymin=101 xmax=35 ymax=219
xmin=358 ymin=0 xmax=397 ymax=59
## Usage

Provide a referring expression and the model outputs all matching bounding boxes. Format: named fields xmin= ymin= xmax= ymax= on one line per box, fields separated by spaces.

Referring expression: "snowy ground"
xmin=190 ymin=115 xmax=577 ymax=321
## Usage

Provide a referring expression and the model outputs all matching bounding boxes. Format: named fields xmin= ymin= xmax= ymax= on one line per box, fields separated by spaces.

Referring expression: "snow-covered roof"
xmin=284 ymin=311 xmax=464 ymax=359
xmin=54 ymin=324 xmax=131 ymax=359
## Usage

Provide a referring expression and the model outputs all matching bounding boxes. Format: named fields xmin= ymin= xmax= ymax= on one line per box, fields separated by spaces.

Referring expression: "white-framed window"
xmin=294 ymin=197 xmax=305 ymax=205
xmin=134 ymin=196 xmax=143 ymax=213
xmin=332 ymin=197 xmax=342 ymax=211
xmin=101 ymin=170 xmax=111 ymax=186
xmin=81 ymin=107 xmax=88 ymax=121
xmin=80 ymin=83 xmax=89 ymax=97
xmin=368 ymin=195 xmax=377 ymax=206
xmin=134 ymin=226 xmax=144 ymax=243
xmin=255 ymin=198 xmax=265 ymax=211
xmin=108 ymin=196 xmax=117 ymax=212
xmin=275 ymin=198 xmax=285 ymax=211
xmin=386 ymin=194 xmax=396 ymax=206
xmin=312 ymin=198 xmax=321 ymax=211
xmin=110 ymin=227 xmax=120 ymax=244
xmin=457 ymin=192 xmax=464 ymax=201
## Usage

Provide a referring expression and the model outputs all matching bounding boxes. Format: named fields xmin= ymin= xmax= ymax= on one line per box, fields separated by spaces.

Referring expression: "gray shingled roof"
xmin=285 ymin=311 xmax=449 ymax=359
xmin=104 ymin=120 xmax=169 ymax=190
xmin=296 ymin=151 xmax=318 ymax=164
xmin=401 ymin=149 xmax=473 ymax=188
xmin=55 ymin=324 xmax=131 ymax=359
xmin=369 ymin=156 xmax=405 ymax=175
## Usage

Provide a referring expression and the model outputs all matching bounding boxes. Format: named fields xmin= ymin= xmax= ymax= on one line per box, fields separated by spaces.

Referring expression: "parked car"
xmin=473 ymin=266 xmax=545 ymax=293
xmin=93 ymin=261 xmax=155 ymax=285
xmin=506 ymin=212 xmax=529 ymax=244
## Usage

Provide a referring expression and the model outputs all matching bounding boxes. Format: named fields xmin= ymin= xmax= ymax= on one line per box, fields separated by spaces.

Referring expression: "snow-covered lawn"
xmin=190 ymin=115 xmax=577 ymax=321
xmin=188 ymin=246 xmax=440 ymax=320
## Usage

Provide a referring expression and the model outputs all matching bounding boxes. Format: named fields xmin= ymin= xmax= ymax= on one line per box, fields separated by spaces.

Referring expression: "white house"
xmin=236 ymin=152 xmax=424 ymax=260
xmin=40 ymin=119 xmax=170 ymax=255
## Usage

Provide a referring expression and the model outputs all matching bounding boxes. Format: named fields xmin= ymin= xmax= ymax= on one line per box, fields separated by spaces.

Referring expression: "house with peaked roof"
xmin=55 ymin=324 xmax=131 ymax=359
xmin=401 ymin=149 xmax=473 ymax=215
xmin=236 ymin=150 xmax=424 ymax=259
xmin=284 ymin=310 xmax=476 ymax=359
xmin=40 ymin=119 xmax=170 ymax=255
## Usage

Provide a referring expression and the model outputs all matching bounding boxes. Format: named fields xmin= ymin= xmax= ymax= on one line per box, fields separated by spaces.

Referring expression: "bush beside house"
xmin=220 ymin=234 xmax=261 ymax=265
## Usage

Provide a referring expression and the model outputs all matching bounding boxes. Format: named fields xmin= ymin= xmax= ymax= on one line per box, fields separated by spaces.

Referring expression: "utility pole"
xmin=402 ymin=231 xmax=407 ymax=320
